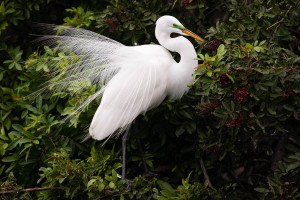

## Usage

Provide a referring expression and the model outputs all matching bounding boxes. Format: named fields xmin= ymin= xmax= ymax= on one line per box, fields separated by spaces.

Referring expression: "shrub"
xmin=0 ymin=0 xmax=299 ymax=199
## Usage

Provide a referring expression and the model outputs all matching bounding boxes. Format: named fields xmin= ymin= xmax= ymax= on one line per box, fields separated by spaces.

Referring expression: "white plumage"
xmin=33 ymin=15 xmax=203 ymax=141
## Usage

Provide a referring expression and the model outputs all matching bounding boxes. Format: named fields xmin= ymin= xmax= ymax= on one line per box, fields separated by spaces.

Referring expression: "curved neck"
xmin=155 ymin=31 xmax=198 ymax=99
xmin=155 ymin=32 xmax=197 ymax=63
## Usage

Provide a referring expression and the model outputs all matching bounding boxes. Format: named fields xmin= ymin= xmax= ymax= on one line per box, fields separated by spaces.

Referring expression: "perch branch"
xmin=0 ymin=187 xmax=61 ymax=194
xmin=200 ymin=157 xmax=213 ymax=188
xmin=267 ymin=5 xmax=293 ymax=42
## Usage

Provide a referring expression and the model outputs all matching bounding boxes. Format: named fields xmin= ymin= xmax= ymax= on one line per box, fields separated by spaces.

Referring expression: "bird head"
xmin=156 ymin=15 xmax=205 ymax=42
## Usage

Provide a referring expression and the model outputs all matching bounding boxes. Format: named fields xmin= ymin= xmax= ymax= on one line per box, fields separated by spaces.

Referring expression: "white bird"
xmin=88 ymin=16 xmax=204 ymax=141
xmin=34 ymin=15 xmax=204 ymax=140
xmin=32 ymin=15 xmax=204 ymax=179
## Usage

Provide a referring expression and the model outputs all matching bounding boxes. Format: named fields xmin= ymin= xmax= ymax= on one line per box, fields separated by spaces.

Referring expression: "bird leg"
xmin=134 ymin=125 xmax=149 ymax=173
xmin=121 ymin=123 xmax=156 ymax=183
xmin=122 ymin=125 xmax=131 ymax=181
xmin=134 ymin=124 xmax=157 ymax=176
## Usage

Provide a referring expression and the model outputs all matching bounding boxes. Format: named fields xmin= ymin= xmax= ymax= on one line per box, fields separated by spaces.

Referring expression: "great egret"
xmin=33 ymin=15 xmax=204 ymax=179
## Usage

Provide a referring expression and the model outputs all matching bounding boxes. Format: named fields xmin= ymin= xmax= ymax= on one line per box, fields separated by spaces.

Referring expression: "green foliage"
xmin=63 ymin=6 xmax=95 ymax=28
xmin=36 ymin=146 xmax=123 ymax=199
xmin=0 ymin=0 xmax=299 ymax=199
xmin=0 ymin=0 xmax=49 ymax=36
xmin=156 ymin=172 xmax=222 ymax=199
xmin=94 ymin=0 xmax=166 ymax=44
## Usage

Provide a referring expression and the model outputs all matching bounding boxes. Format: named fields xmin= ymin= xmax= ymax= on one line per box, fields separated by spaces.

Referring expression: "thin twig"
xmin=0 ymin=187 xmax=61 ymax=194
xmin=200 ymin=157 xmax=213 ymax=188
xmin=267 ymin=5 xmax=293 ymax=42
xmin=266 ymin=18 xmax=285 ymax=31
xmin=204 ymin=3 xmax=226 ymax=17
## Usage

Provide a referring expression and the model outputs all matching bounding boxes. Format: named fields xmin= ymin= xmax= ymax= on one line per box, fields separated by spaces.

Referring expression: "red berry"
xmin=234 ymin=85 xmax=248 ymax=101
xmin=220 ymin=73 xmax=229 ymax=86
xmin=281 ymin=89 xmax=294 ymax=100
xmin=183 ymin=0 xmax=193 ymax=6
xmin=104 ymin=17 xmax=119 ymax=32
xmin=198 ymin=101 xmax=219 ymax=114
xmin=204 ymin=39 xmax=225 ymax=52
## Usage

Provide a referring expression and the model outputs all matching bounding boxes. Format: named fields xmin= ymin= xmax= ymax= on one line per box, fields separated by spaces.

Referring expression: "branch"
xmin=200 ymin=157 xmax=213 ymax=188
xmin=0 ymin=187 xmax=61 ymax=194
xmin=267 ymin=5 xmax=293 ymax=42
xmin=204 ymin=3 xmax=226 ymax=17
xmin=266 ymin=18 xmax=285 ymax=31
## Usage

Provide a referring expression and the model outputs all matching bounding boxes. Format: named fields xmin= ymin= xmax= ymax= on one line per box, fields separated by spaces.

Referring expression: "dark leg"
xmin=134 ymin=125 xmax=150 ymax=173
xmin=122 ymin=125 xmax=131 ymax=181
xmin=134 ymin=123 xmax=157 ymax=176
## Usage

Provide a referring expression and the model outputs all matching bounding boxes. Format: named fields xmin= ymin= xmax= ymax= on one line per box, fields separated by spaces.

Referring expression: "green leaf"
xmin=230 ymin=101 xmax=235 ymax=111
xmin=267 ymin=105 xmax=276 ymax=115
xmin=18 ymin=138 xmax=32 ymax=144
xmin=179 ymin=110 xmax=193 ymax=120
xmin=200 ymin=78 xmax=212 ymax=84
xmin=254 ymin=187 xmax=269 ymax=193
xmin=194 ymin=67 xmax=206 ymax=76
xmin=217 ymin=44 xmax=226 ymax=56
xmin=98 ymin=182 xmax=105 ymax=191
xmin=261 ymin=81 xmax=275 ymax=87
xmin=157 ymin=180 xmax=175 ymax=194
xmin=259 ymin=40 xmax=266 ymax=46
xmin=286 ymin=162 xmax=300 ymax=172
xmin=255 ymin=118 xmax=265 ymax=131
xmin=222 ymin=102 xmax=230 ymax=112
xmin=213 ymin=111 xmax=224 ymax=118
xmin=254 ymin=46 xmax=260 ymax=52
xmin=112 ymin=169 xmax=118 ymax=182
xmin=129 ymin=23 xmax=135 ymax=30
xmin=87 ymin=179 xmax=96 ymax=188
xmin=25 ymin=105 xmax=40 ymax=114
xmin=109 ymin=181 xmax=115 ymax=189
xmin=175 ymin=127 xmax=185 ymax=137
xmin=206 ymin=70 xmax=212 ymax=77
xmin=254 ymin=68 xmax=270 ymax=74
xmin=283 ymin=104 xmax=294 ymax=111
xmin=59 ymin=177 xmax=65 ymax=184
xmin=226 ymin=74 xmax=234 ymax=83
xmin=2 ymin=155 xmax=18 ymax=162
xmin=12 ymin=124 xmax=25 ymax=133
xmin=289 ymin=153 xmax=300 ymax=161
xmin=199 ymin=54 xmax=204 ymax=60
xmin=15 ymin=63 xmax=22 ymax=70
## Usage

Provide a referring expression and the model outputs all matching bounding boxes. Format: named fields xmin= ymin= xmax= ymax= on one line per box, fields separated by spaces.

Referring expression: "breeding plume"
xmin=34 ymin=15 xmax=203 ymax=142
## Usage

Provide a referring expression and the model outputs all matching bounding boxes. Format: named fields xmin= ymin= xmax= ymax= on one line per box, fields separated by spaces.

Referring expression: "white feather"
xmin=89 ymin=45 xmax=172 ymax=140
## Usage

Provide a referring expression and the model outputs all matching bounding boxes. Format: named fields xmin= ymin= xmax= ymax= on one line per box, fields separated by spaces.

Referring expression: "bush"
xmin=0 ymin=0 xmax=299 ymax=199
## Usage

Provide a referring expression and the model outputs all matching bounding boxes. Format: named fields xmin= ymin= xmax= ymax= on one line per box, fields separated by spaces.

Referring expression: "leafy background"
xmin=0 ymin=0 xmax=299 ymax=199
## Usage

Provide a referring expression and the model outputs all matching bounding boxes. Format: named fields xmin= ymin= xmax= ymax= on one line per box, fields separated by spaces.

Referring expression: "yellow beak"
xmin=182 ymin=28 xmax=205 ymax=42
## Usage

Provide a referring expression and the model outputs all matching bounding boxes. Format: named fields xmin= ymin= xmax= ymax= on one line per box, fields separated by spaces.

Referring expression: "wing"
xmin=89 ymin=51 xmax=170 ymax=141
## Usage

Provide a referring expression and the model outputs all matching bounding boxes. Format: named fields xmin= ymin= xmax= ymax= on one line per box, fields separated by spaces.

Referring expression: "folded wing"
xmin=89 ymin=55 xmax=169 ymax=141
